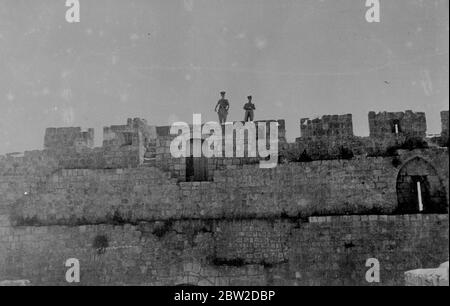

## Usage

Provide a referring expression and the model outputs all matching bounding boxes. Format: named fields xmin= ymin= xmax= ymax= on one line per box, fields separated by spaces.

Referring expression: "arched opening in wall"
xmin=391 ymin=119 xmax=401 ymax=135
xmin=396 ymin=157 xmax=448 ymax=214
xmin=186 ymin=138 xmax=209 ymax=182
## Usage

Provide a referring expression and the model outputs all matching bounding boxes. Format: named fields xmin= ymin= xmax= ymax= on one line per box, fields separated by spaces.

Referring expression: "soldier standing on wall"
xmin=243 ymin=95 xmax=255 ymax=122
xmin=215 ymin=91 xmax=230 ymax=124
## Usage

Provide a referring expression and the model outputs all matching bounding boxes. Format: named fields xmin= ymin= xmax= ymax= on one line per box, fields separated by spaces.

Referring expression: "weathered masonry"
xmin=0 ymin=110 xmax=448 ymax=285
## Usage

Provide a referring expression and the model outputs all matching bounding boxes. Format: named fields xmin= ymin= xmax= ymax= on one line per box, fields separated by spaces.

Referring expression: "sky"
xmin=0 ymin=0 xmax=448 ymax=154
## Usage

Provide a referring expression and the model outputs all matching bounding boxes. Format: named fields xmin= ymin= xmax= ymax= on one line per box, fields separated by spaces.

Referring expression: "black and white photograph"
xmin=0 ymin=0 xmax=448 ymax=292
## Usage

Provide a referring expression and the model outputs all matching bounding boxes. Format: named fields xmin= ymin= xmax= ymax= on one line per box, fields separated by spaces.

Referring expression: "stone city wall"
xmin=0 ymin=112 xmax=448 ymax=286
xmin=0 ymin=213 xmax=447 ymax=286
xmin=369 ymin=110 xmax=427 ymax=138
xmin=5 ymin=148 xmax=448 ymax=226
xmin=300 ymin=114 xmax=353 ymax=138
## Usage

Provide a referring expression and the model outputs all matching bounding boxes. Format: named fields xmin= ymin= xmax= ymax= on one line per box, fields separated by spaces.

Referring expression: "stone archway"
xmin=396 ymin=157 xmax=448 ymax=214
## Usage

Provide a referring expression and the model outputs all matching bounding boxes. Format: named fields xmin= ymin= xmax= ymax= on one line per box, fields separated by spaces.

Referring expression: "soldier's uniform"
xmin=216 ymin=92 xmax=229 ymax=124
xmin=243 ymin=96 xmax=255 ymax=122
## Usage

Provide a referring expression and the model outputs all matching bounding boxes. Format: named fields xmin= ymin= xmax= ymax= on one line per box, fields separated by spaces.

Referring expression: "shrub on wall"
xmin=367 ymin=146 xmax=399 ymax=157
xmin=280 ymin=146 xmax=355 ymax=163
xmin=436 ymin=137 xmax=449 ymax=148
xmin=399 ymin=137 xmax=429 ymax=150
xmin=298 ymin=150 xmax=313 ymax=162
xmin=152 ymin=220 xmax=173 ymax=238
xmin=279 ymin=147 xmax=313 ymax=163
xmin=92 ymin=235 xmax=109 ymax=254
xmin=368 ymin=137 xmax=429 ymax=157
xmin=392 ymin=156 xmax=402 ymax=168
xmin=337 ymin=146 xmax=354 ymax=160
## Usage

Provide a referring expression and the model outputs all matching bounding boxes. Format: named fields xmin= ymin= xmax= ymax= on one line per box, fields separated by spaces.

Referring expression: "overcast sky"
xmin=0 ymin=0 xmax=448 ymax=154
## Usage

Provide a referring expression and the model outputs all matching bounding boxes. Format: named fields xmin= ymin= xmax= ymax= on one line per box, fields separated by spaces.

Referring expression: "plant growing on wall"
xmin=400 ymin=137 xmax=429 ymax=150
xmin=298 ymin=150 xmax=313 ymax=162
xmin=338 ymin=146 xmax=354 ymax=160
xmin=92 ymin=235 xmax=109 ymax=255
xmin=392 ymin=156 xmax=402 ymax=168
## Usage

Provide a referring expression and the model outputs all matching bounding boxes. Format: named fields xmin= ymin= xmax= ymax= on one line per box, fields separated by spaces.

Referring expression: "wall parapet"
xmin=44 ymin=127 xmax=94 ymax=150
xmin=308 ymin=213 xmax=448 ymax=224
xmin=300 ymin=114 xmax=353 ymax=138
xmin=6 ymin=148 xmax=448 ymax=227
xmin=369 ymin=110 xmax=426 ymax=138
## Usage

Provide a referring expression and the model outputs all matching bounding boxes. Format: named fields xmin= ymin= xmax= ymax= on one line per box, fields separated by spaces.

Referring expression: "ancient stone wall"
xmin=149 ymin=120 xmax=285 ymax=181
xmin=0 ymin=151 xmax=60 ymax=214
xmin=0 ymin=213 xmax=447 ymax=286
xmin=289 ymin=214 xmax=448 ymax=286
xmin=291 ymin=135 xmax=413 ymax=160
xmin=369 ymin=110 xmax=427 ymax=138
xmin=300 ymin=114 xmax=353 ymax=138
xmin=442 ymin=111 xmax=449 ymax=143
xmin=6 ymin=148 xmax=448 ymax=228
xmin=293 ymin=110 xmax=441 ymax=162
xmin=40 ymin=119 xmax=159 ymax=170
xmin=44 ymin=127 xmax=94 ymax=150
xmin=0 ymin=113 xmax=449 ymax=286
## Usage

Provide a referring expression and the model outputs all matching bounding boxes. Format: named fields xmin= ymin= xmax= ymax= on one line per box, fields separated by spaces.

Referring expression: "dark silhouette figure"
xmin=215 ymin=91 xmax=230 ymax=124
xmin=243 ymin=96 xmax=255 ymax=122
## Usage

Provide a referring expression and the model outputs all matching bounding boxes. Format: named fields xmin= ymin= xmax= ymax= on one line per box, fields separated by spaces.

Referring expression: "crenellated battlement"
xmin=298 ymin=110 xmax=431 ymax=141
xmin=369 ymin=110 xmax=427 ymax=138
xmin=34 ymin=111 xmax=448 ymax=158
xmin=1 ymin=110 xmax=448 ymax=181
xmin=441 ymin=111 xmax=449 ymax=141
xmin=0 ymin=112 xmax=448 ymax=287
xmin=300 ymin=114 xmax=353 ymax=138
xmin=44 ymin=127 xmax=94 ymax=150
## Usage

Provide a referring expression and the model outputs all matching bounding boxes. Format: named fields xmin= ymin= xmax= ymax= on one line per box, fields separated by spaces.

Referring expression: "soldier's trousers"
xmin=244 ymin=110 xmax=254 ymax=122
xmin=218 ymin=109 xmax=228 ymax=124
